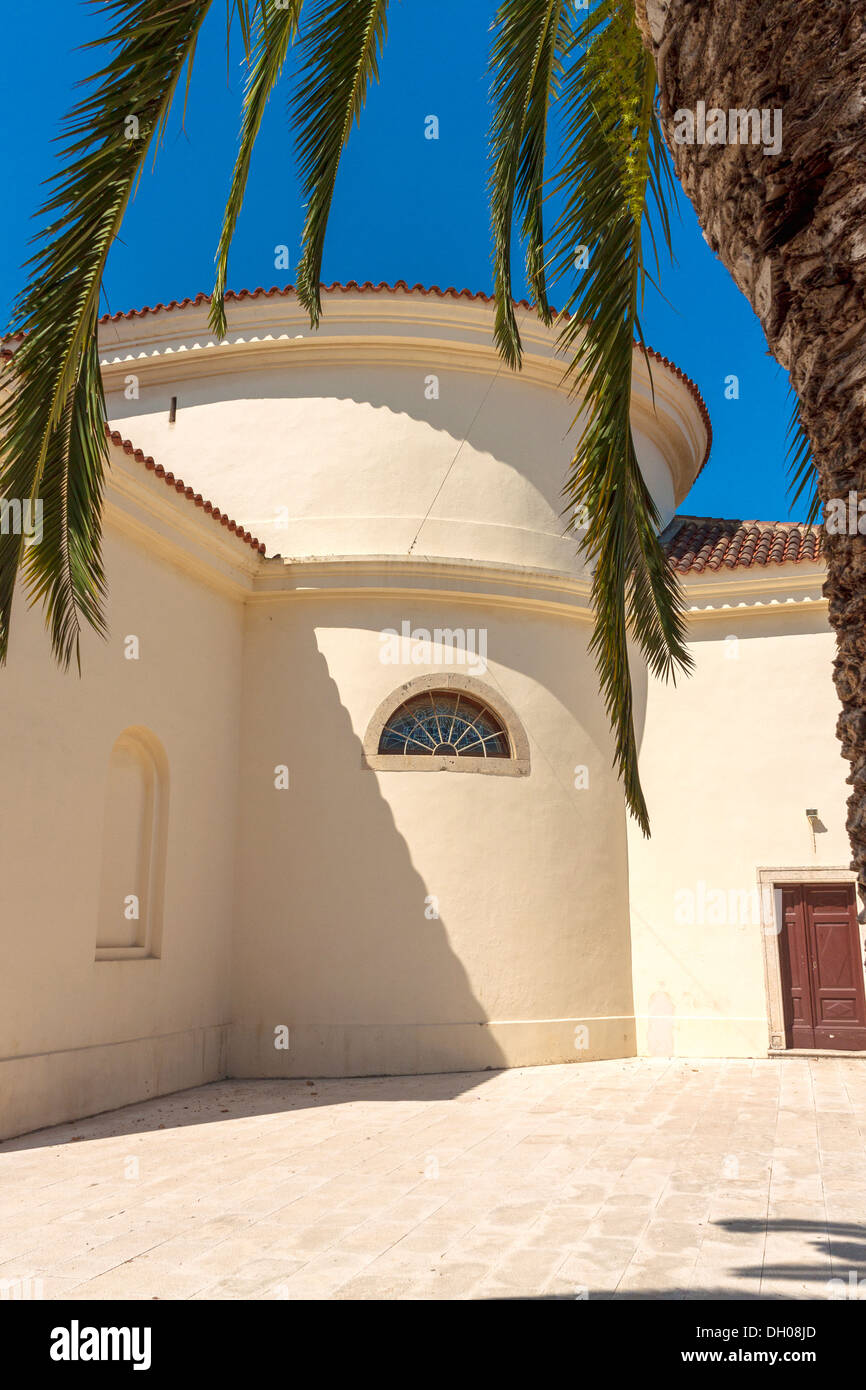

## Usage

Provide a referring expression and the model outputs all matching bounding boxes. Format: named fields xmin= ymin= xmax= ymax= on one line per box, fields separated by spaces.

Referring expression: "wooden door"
xmin=779 ymin=883 xmax=866 ymax=1050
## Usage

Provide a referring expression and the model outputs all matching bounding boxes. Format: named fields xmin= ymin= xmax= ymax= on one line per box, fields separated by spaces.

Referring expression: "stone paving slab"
xmin=1 ymin=1058 xmax=865 ymax=1301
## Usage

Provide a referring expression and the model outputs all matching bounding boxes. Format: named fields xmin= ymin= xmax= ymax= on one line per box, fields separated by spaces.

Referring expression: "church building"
xmin=1 ymin=282 xmax=860 ymax=1141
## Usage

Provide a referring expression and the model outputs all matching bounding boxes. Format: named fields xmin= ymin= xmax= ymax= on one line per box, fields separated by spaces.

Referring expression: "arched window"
xmin=95 ymin=728 xmax=168 ymax=960
xmin=379 ymin=690 xmax=510 ymax=758
xmin=363 ymin=675 xmax=530 ymax=776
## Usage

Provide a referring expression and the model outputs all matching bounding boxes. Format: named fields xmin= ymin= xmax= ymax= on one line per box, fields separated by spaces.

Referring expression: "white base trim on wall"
xmin=228 ymin=1016 xmax=637 ymax=1079
xmin=0 ymin=1024 xmax=229 ymax=1142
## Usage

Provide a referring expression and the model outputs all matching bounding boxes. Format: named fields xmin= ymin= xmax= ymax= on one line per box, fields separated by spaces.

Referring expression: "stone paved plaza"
xmin=2 ymin=1058 xmax=865 ymax=1301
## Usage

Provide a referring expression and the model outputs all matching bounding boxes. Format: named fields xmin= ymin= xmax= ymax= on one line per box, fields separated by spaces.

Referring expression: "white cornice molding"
xmin=100 ymin=450 xmax=829 ymax=625
xmin=244 ymin=551 xmax=829 ymax=623
xmin=678 ymin=563 xmax=827 ymax=617
xmin=96 ymin=291 xmax=709 ymax=505
xmin=249 ymin=553 xmax=597 ymax=621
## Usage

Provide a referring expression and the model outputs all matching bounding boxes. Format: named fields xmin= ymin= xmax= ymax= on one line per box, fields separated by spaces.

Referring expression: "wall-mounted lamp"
xmin=806 ymin=808 xmax=820 ymax=853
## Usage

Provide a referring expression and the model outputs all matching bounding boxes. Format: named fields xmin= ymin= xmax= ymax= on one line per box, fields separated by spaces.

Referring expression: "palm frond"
xmin=210 ymin=0 xmax=303 ymax=338
xmin=293 ymin=0 xmax=390 ymax=326
xmin=228 ymin=0 xmax=255 ymax=58
xmin=0 ymin=0 xmax=215 ymax=667
xmin=547 ymin=0 xmax=689 ymax=834
xmin=19 ymin=338 xmax=109 ymax=668
xmin=488 ymin=0 xmax=574 ymax=368
xmin=785 ymin=391 xmax=820 ymax=525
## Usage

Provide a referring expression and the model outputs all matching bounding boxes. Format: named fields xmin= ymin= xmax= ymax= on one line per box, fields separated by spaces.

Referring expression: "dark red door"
xmin=779 ymin=883 xmax=866 ymax=1050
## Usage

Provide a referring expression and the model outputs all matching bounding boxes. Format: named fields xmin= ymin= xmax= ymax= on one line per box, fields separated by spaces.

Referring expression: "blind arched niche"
xmin=95 ymin=728 xmax=168 ymax=960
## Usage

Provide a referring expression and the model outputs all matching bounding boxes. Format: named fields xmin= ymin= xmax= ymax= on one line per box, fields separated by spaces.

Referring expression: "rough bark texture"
xmin=637 ymin=0 xmax=866 ymax=911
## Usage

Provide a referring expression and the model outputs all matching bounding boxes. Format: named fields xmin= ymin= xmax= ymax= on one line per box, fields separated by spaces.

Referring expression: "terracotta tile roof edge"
xmin=3 ymin=282 xmax=711 ymax=478
xmin=94 ymin=281 xmax=534 ymax=324
xmin=637 ymin=345 xmax=712 ymax=474
xmin=91 ymin=282 xmax=711 ymax=469
xmin=662 ymin=513 xmax=824 ymax=574
xmin=104 ymin=426 xmax=267 ymax=557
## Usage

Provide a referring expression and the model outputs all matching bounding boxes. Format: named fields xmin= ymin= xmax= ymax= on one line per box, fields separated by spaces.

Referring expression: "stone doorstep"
xmin=768 ymin=1049 xmax=866 ymax=1060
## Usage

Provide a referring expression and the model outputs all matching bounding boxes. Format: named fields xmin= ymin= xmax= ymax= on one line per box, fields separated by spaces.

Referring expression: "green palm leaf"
xmin=210 ymin=0 xmax=304 ymax=339
xmin=488 ymin=0 xmax=574 ymax=368
xmin=786 ymin=393 xmax=820 ymax=525
xmin=549 ymin=0 xmax=690 ymax=833
xmin=0 ymin=0 xmax=217 ymax=668
xmin=293 ymin=0 xmax=390 ymax=326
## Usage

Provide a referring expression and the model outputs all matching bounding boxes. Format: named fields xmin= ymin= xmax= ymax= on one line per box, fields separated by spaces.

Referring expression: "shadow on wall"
xmin=105 ymin=363 xmax=587 ymax=551
xmin=230 ymin=615 xmax=510 ymax=1080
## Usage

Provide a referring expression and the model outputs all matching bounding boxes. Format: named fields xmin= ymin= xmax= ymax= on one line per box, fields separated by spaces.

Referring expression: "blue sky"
xmin=2 ymin=0 xmax=803 ymax=522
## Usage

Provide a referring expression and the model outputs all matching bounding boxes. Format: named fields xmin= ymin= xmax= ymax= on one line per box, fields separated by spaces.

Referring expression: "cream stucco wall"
xmin=0 ymin=514 xmax=243 ymax=1138
xmin=230 ymin=589 xmax=635 ymax=1079
xmin=107 ymin=363 xmax=603 ymax=569
xmin=627 ymin=571 xmax=852 ymax=1059
xmin=103 ymin=362 xmax=675 ymax=572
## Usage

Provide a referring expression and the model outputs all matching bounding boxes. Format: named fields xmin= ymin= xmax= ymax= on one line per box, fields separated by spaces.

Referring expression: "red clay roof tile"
xmin=663 ymin=516 xmax=823 ymax=574
xmin=104 ymin=426 xmax=265 ymax=555
xmin=95 ymin=281 xmax=536 ymax=323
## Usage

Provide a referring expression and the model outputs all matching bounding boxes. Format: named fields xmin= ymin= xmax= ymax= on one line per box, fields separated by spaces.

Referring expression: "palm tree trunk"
xmin=636 ymin=0 xmax=866 ymax=911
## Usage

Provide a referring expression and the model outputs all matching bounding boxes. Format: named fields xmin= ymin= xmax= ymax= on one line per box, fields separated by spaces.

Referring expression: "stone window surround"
xmin=362 ymin=673 xmax=531 ymax=777
xmin=757 ymin=865 xmax=860 ymax=1052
